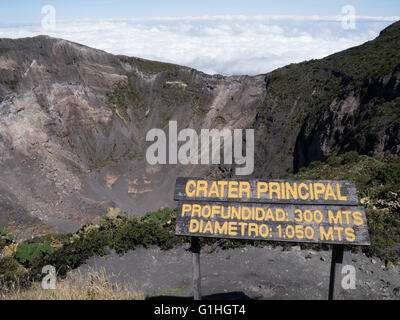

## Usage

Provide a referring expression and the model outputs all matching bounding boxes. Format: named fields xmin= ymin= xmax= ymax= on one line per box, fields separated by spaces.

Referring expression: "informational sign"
xmin=174 ymin=177 xmax=358 ymax=205
xmin=174 ymin=178 xmax=370 ymax=245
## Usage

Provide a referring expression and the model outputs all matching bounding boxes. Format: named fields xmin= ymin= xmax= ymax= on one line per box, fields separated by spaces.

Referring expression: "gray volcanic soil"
xmin=68 ymin=245 xmax=400 ymax=300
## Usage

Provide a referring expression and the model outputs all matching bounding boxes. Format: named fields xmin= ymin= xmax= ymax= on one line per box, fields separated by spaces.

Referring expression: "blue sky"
xmin=0 ymin=1 xmax=399 ymax=75
xmin=1 ymin=0 xmax=399 ymax=23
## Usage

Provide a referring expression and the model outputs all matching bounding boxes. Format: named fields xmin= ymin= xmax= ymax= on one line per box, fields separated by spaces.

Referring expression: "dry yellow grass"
xmin=1 ymin=268 xmax=144 ymax=300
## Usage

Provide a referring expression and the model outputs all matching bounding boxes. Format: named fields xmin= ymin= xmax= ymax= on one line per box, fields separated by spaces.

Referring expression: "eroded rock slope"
xmin=0 ymin=21 xmax=399 ymax=237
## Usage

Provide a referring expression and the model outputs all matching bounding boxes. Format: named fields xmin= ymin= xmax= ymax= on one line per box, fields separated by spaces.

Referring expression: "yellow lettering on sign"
xmin=259 ymin=224 xmax=269 ymax=237
xmin=298 ymin=183 xmax=309 ymax=200
xmin=255 ymin=208 xmax=265 ymax=221
xmin=257 ymin=182 xmax=268 ymax=198
xmin=218 ymin=181 xmax=228 ymax=197
xmin=221 ymin=206 xmax=230 ymax=219
xmin=211 ymin=205 xmax=220 ymax=218
xmin=314 ymin=183 xmax=325 ymax=200
xmin=201 ymin=205 xmax=211 ymax=218
xmin=182 ymin=204 xmax=192 ymax=217
xmin=345 ymin=228 xmax=355 ymax=242
xmin=189 ymin=219 xmax=200 ymax=232
xmin=328 ymin=210 xmax=342 ymax=224
xmin=208 ymin=182 xmax=219 ymax=197
xmin=286 ymin=182 xmax=298 ymax=200
xmin=228 ymin=181 xmax=238 ymax=198
xmin=309 ymin=183 xmax=314 ymax=200
xmin=239 ymin=182 xmax=250 ymax=199
xmin=353 ymin=211 xmax=364 ymax=226
xmin=280 ymin=182 xmax=285 ymax=199
xmin=196 ymin=180 xmax=208 ymax=197
xmin=320 ymin=226 xmax=334 ymax=241
xmin=242 ymin=207 xmax=252 ymax=220
xmin=324 ymin=184 xmax=337 ymax=200
xmin=248 ymin=223 xmax=258 ymax=237
xmin=203 ymin=221 xmax=213 ymax=234
xmin=192 ymin=204 xmax=201 ymax=217
xmin=215 ymin=221 xmax=228 ymax=235
xmin=185 ymin=180 xmax=196 ymax=197
xmin=228 ymin=222 xmax=238 ymax=236
xmin=341 ymin=211 xmax=352 ymax=225
xmin=269 ymin=182 xmax=280 ymax=199
xmin=179 ymin=180 xmax=362 ymax=244
xmin=186 ymin=180 xmax=351 ymax=204
xmin=265 ymin=208 xmax=275 ymax=221
xmin=337 ymin=183 xmax=347 ymax=201
xmin=334 ymin=226 xmax=344 ymax=241
xmin=275 ymin=208 xmax=286 ymax=222
xmin=239 ymin=222 xmax=247 ymax=236
xmin=186 ymin=180 xmax=254 ymax=199
xmin=231 ymin=206 xmax=241 ymax=220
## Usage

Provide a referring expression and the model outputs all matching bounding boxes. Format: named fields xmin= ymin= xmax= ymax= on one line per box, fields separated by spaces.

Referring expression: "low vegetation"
xmin=261 ymin=22 xmax=400 ymax=172
xmin=4 ymin=78 xmax=18 ymax=90
xmin=105 ymin=81 xmax=140 ymax=124
xmin=295 ymin=152 xmax=400 ymax=261
xmin=2 ymin=268 xmax=144 ymax=300
xmin=119 ymin=56 xmax=177 ymax=74
xmin=0 ymin=229 xmax=14 ymax=251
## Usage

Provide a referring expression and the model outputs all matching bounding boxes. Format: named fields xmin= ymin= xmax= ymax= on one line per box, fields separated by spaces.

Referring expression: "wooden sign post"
xmin=191 ymin=237 xmax=201 ymax=300
xmin=328 ymin=244 xmax=344 ymax=300
xmin=174 ymin=177 xmax=370 ymax=300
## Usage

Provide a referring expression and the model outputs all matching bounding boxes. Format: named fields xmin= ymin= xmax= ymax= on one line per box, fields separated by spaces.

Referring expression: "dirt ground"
xmin=67 ymin=244 xmax=400 ymax=300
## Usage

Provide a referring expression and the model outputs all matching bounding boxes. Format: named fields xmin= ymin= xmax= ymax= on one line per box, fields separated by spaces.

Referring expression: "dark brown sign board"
xmin=175 ymin=201 xmax=370 ymax=245
xmin=173 ymin=177 xmax=370 ymax=300
xmin=174 ymin=177 xmax=358 ymax=205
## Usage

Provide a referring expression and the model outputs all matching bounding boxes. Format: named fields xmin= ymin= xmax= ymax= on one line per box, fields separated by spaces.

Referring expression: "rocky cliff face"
xmin=0 ymin=36 xmax=265 ymax=236
xmin=0 ymin=22 xmax=399 ymax=237
xmin=254 ymin=22 xmax=400 ymax=175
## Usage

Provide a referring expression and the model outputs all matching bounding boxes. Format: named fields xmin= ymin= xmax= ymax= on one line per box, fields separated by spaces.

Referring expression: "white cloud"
xmin=0 ymin=16 xmax=397 ymax=75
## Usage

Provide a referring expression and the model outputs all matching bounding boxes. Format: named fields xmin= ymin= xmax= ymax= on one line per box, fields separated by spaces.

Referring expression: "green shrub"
xmin=308 ymin=161 xmax=324 ymax=169
xmin=29 ymin=233 xmax=107 ymax=280
xmin=0 ymin=257 xmax=29 ymax=291
xmin=341 ymin=151 xmax=360 ymax=165
xmin=28 ymin=210 xmax=181 ymax=281
xmin=141 ymin=208 xmax=175 ymax=227
xmin=106 ymin=215 xmax=179 ymax=254
xmin=364 ymin=209 xmax=400 ymax=263
xmin=326 ymin=155 xmax=342 ymax=167
xmin=373 ymin=162 xmax=400 ymax=184
xmin=14 ymin=242 xmax=54 ymax=266
xmin=0 ymin=230 xmax=14 ymax=251
xmin=0 ymin=230 xmax=14 ymax=241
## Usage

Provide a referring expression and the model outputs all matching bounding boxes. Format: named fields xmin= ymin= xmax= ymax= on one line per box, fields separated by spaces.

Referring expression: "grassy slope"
xmin=295 ymin=152 xmax=400 ymax=261
xmin=267 ymin=21 xmax=400 ymax=119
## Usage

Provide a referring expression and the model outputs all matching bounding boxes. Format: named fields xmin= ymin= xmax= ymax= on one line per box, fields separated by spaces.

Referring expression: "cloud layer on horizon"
xmin=0 ymin=16 xmax=397 ymax=75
